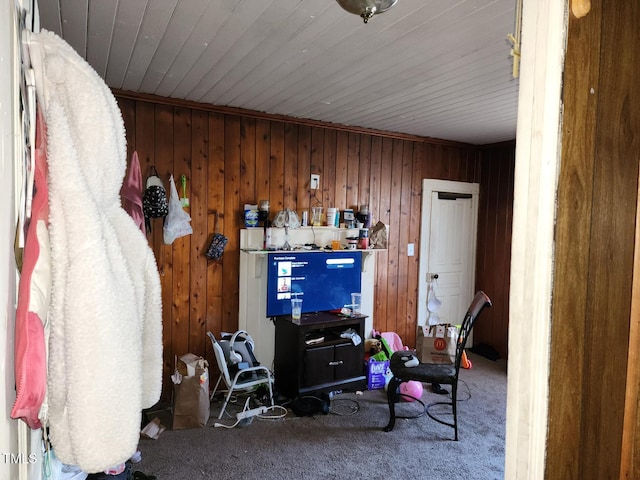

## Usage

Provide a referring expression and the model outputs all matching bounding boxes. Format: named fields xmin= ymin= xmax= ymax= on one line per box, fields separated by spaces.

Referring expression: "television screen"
xmin=266 ymin=251 xmax=362 ymax=317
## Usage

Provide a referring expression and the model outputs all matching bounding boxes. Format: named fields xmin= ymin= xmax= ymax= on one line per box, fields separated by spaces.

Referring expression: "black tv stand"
xmin=274 ymin=312 xmax=366 ymax=399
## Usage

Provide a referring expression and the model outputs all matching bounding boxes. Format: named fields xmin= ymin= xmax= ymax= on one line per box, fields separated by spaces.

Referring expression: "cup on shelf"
xmin=311 ymin=206 xmax=323 ymax=226
xmin=358 ymin=228 xmax=369 ymax=249
xmin=331 ymin=230 xmax=341 ymax=250
xmin=351 ymin=292 xmax=362 ymax=314
xmin=291 ymin=298 xmax=303 ymax=322
xmin=326 ymin=207 xmax=338 ymax=227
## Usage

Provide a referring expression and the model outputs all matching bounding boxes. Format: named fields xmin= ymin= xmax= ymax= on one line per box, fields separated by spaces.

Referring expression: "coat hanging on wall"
xmin=28 ymin=29 xmax=163 ymax=473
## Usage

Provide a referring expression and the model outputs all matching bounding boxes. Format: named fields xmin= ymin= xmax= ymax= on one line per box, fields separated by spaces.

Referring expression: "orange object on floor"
xmin=461 ymin=351 xmax=472 ymax=369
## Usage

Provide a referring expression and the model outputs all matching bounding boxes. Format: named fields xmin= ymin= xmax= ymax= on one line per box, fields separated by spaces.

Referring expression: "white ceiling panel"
xmin=137 ymin=0 xmax=212 ymax=94
xmin=85 ymin=0 xmax=118 ymax=78
xmin=120 ymin=0 xmax=181 ymax=93
xmin=38 ymin=0 xmax=520 ymax=145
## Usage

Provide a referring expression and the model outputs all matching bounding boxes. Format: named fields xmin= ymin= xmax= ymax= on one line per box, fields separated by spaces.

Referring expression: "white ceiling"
xmin=38 ymin=0 xmax=520 ymax=145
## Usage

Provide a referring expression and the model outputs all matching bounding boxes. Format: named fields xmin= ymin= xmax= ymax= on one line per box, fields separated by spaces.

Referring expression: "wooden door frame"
xmin=504 ymin=0 xmax=566 ymax=477
xmin=418 ymin=179 xmax=479 ymax=327
xmin=622 ymin=176 xmax=640 ymax=474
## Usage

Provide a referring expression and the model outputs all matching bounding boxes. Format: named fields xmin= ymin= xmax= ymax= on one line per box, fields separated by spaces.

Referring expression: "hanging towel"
xmin=120 ymin=151 xmax=146 ymax=235
xmin=29 ymin=30 xmax=162 ymax=473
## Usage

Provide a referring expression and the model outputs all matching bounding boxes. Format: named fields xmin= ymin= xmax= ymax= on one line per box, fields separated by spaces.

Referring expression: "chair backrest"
xmin=207 ymin=331 xmax=233 ymax=388
xmin=455 ymin=291 xmax=492 ymax=370
xmin=219 ymin=330 xmax=260 ymax=367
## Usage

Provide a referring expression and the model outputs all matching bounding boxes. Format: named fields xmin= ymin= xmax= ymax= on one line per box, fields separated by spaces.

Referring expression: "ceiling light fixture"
xmin=336 ymin=0 xmax=398 ymax=23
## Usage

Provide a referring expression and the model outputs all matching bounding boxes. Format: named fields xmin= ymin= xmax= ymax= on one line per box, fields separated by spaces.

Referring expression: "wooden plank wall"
xmin=475 ymin=142 xmax=515 ymax=359
xmin=546 ymin=1 xmax=640 ymax=478
xmin=116 ymin=93 xmax=506 ymax=400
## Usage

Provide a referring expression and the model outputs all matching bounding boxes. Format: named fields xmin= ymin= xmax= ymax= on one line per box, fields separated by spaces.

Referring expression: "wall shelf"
xmin=240 ymin=226 xmax=385 ymax=270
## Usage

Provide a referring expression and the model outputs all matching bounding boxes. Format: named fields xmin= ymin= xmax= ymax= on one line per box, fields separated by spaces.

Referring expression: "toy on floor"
xmin=400 ymin=380 xmax=423 ymax=402
xmin=365 ymin=338 xmax=382 ymax=356
xmin=364 ymin=336 xmax=394 ymax=362
xmin=367 ymin=330 xmax=411 ymax=390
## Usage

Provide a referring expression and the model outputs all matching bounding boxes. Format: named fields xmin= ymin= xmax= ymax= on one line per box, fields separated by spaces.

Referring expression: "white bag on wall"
xmin=163 ymin=175 xmax=192 ymax=244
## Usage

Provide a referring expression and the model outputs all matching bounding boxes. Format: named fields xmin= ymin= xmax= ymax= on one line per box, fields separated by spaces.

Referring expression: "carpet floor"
xmin=134 ymin=352 xmax=507 ymax=480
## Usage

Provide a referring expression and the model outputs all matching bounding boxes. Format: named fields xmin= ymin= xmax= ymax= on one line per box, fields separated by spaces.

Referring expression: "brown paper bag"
xmin=172 ymin=354 xmax=210 ymax=429
xmin=369 ymin=221 xmax=388 ymax=249
xmin=416 ymin=324 xmax=458 ymax=364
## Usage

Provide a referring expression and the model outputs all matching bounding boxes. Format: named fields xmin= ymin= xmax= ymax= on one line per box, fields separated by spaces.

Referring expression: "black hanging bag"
xmin=205 ymin=211 xmax=228 ymax=260
xmin=143 ymin=166 xmax=169 ymax=232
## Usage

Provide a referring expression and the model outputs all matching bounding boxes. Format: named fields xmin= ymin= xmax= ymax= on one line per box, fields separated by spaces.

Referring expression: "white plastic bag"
xmin=426 ymin=276 xmax=442 ymax=325
xmin=163 ymin=175 xmax=192 ymax=244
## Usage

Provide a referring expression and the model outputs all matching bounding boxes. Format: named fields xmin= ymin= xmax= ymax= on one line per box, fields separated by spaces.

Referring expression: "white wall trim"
xmin=504 ymin=0 xmax=567 ymax=478
xmin=2 ymin=1 xmax=20 ymax=479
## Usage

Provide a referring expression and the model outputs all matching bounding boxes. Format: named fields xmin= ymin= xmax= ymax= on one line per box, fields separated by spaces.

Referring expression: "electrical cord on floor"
xmin=421 ymin=379 xmax=474 ymax=422
xmin=293 ymin=392 xmax=362 ymax=416
xmin=212 ymin=383 xmax=273 ymax=419
xmin=213 ymin=417 xmax=246 ymax=429
xmin=328 ymin=397 xmax=360 ymax=416
xmin=257 ymin=405 xmax=288 ymax=419
xmin=213 ymin=404 xmax=288 ymax=428
xmin=428 ymin=379 xmax=472 ymax=402
xmin=213 ymin=397 xmax=251 ymax=428
xmin=395 ymin=393 xmax=427 ymax=420
xmin=450 ymin=379 xmax=472 ymax=402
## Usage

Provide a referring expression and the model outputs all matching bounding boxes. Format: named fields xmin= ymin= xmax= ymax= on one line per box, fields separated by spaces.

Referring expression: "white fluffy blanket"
xmin=28 ymin=30 xmax=162 ymax=473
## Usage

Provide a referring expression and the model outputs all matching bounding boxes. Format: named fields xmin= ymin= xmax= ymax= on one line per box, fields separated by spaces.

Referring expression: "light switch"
xmin=407 ymin=243 xmax=414 ymax=256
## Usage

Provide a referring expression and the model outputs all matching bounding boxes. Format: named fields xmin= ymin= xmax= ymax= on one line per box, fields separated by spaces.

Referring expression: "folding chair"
xmin=207 ymin=331 xmax=274 ymax=419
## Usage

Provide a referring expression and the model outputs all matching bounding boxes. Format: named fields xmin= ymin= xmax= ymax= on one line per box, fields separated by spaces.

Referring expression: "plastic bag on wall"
xmin=163 ymin=175 xmax=192 ymax=244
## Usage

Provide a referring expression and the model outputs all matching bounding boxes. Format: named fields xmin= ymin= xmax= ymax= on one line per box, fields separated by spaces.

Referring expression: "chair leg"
xmin=210 ymin=375 xmax=223 ymax=401
xmin=266 ymin=375 xmax=275 ymax=407
xmin=217 ymin=390 xmax=234 ymax=419
xmin=426 ymin=386 xmax=459 ymax=440
xmin=452 ymin=382 xmax=458 ymax=441
xmin=383 ymin=377 xmax=401 ymax=432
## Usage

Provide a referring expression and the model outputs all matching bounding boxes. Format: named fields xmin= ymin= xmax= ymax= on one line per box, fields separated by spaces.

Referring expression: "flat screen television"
xmin=266 ymin=251 xmax=362 ymax=317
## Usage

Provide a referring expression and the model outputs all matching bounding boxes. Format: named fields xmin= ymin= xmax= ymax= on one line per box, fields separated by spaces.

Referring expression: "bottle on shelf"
xmin=357 ymin=205 xmax=371 ymax=228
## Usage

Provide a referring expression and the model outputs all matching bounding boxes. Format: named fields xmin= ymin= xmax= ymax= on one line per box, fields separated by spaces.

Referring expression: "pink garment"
xmin=120 ymin=151 xmax=146 ymax=234
xmin=371 ymin=329 xmax=408 ymax=352
xmin=11 ymin=106 xmax=49 ymax=429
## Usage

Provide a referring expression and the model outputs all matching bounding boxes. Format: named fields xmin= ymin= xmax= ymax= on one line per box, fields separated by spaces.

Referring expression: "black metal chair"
xmin=383 ymin=291 xmax=492 ymax=440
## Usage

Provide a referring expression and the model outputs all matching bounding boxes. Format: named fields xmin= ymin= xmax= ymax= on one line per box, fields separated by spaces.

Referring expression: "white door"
xmin=418 ymin=180 xmax=479 ymax=328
